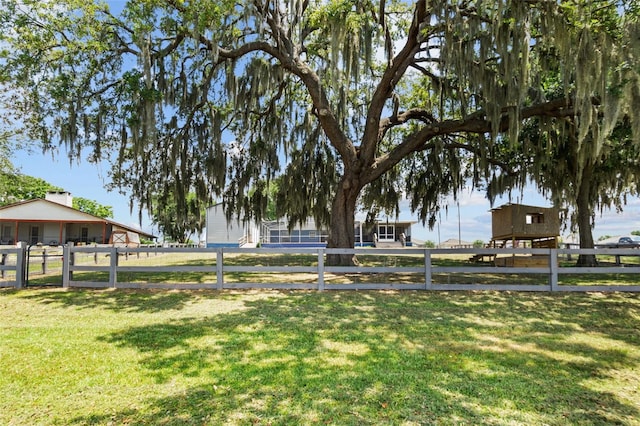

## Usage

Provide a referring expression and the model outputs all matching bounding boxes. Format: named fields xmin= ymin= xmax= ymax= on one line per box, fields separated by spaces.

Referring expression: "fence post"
xmin=549 ymin=248 xmax=559 ymax=292
xmin=216 ymin=248 xmax=223 ymax=290
xmin=1 ymin=253 xmax=6 ymax=279
xmin=41 ymin=248 xmax=46 ymax=274
xmin=424 ymin=249 xmax=432 ymax=290
xmin=109 ymin=247 xmax=118 ymax=287
xmin=15 ymin=245 xmax=26 ymax=289
xmin=62 ymin=244 xmax=71 ymax=288
xmin=317 ymin=249 xmax=325 ymax=291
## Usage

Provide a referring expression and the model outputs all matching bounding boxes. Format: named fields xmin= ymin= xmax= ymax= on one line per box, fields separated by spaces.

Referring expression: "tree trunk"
xmin=576 ymin=166 xmax=598 ymax=267
xmin=326 ymin=174 xmax=362 ymax=266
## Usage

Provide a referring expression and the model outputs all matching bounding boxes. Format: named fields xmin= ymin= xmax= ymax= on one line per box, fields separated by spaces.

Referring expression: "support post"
xmin=317 ymin=249 xmax=325 ymax=291
xmin=15 ymin=245 xmax=26 ymax=289
xmin=109 ymin=247 xmax=118 ymax=287
xmin=216 ymin=248 xmax=223 ymax=290
xmin=62 ymin=244 xmax=71 ymax=288
xmin=424 ymin=249 xmax=432 ymax=290
xmin=549 ymin=248 xmax=559 ymax=292
xmin=1 ymin=253 xmax=6 ymax=279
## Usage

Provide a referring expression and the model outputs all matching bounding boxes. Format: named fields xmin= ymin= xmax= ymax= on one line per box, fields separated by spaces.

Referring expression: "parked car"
xmin=618 ymin=236 xmax=640 ymax=244
xmin=595 ymin=235 xmax=640 ymax=248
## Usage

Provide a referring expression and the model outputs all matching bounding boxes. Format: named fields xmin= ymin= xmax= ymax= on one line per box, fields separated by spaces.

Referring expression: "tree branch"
xmin=359 ymin=0 xmax=428 ymax=167
xmin=364 ymin=97 xmax=575 ymax=183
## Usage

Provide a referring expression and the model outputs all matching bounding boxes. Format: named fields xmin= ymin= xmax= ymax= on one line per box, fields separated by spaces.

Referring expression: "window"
xmin=30 ymin=226 xmax=39 ymax=244
xmin=377 ymin=224 xmax=395 ymax=241
xmin=526 ymin=213 xmax=544 ymax=224
xmin=1 ymin=225 xmax=12 ymax=244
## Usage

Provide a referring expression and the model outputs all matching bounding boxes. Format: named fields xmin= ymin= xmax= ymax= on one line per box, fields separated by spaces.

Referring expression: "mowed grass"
xmin=1 ymin=289 xmax=639 ymax=425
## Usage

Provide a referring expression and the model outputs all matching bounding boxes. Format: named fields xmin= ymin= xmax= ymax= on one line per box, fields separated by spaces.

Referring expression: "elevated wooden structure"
xmin=470 ymin=203 xmax=560 ymax=266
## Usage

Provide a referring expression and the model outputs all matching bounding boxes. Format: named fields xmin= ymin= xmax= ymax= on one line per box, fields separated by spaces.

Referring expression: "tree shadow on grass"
xmin=15 ymin=288 xmax=207 ymax=313
xmin=65 ymin=291 xmax=640 ymax=425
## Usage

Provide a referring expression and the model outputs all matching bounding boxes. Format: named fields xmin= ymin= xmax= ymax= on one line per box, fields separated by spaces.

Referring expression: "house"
xmin=205 ymin=204 xmax=416 ymax=247
xmin=260 ymin=218 xmax=334 ymax=247
xmin=260 ymin=219 xmax=416 ymax=248
xmin=355 ymin=218 xmax=416 ymax=247
xmin=205 ymin=203 xmax=260 ymax=247
xmin=0 ymin=191 xmax=154 ymax=246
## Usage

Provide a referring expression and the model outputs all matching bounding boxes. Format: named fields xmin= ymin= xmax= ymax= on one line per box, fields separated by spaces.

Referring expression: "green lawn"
xmin=1 ymin=289 xmax=639 ymax=425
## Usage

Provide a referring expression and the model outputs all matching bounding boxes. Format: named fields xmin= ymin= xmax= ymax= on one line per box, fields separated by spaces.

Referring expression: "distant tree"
xmin=72 ymin=197 xmax=113 ymax=218
xmin=631 ymin=231 xmax=640 ymax=236
xmin=424 ymin=240 xmax=436 ymax=249
xmin=485 ymin=2 xmax=640 ymax=266
xmin=151 ymin=192 xmax=205 ymax=244
xmin=0 ymin=173 xmax=61 ymax=205
xmin=472 ymin=240 xmax=485 ymax=248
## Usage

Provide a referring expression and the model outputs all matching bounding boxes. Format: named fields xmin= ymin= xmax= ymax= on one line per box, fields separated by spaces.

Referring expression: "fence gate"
xmin=25 ymin=245 xmax=64 ymax=287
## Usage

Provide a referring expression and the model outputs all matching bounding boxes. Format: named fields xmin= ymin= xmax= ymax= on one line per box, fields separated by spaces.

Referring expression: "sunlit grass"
xmin=1 ymin=289 xmax=639 ymax=425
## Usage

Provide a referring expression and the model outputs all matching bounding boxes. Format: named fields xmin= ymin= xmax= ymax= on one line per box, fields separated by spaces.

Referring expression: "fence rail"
xmin=0 ymin=247 xmax=26 ymax=288
xmin=63 ymin=247 xmax=640 ymax=292
xmin=2 ymin=245 xmax=639 ymax=291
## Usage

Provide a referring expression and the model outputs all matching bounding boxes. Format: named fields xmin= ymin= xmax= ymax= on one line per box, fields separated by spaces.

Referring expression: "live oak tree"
xmin=548 ymin=120 xmax=640 ymax=266
xmin=0 ymin=103 xmax=17 ymax=175
xmin=1 ymin=0 xmax=639 ymax=265
xmin=484 ymin=4 xmax=640 ymax=266
xmin=0 ymin=141 xmax=14 ymax=183
xmin=489 ymin=117 xmax=640 ymax=266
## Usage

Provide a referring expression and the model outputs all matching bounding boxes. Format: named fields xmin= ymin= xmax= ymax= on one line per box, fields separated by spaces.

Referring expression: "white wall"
xmin=206 ymin=204 xmax=255 ymax=247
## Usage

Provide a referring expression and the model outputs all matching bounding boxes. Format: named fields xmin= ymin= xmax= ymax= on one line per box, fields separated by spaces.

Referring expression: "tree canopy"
xmin=150 ymin=191 xmax=205 ymax=243
xmin=489 ymin=115 xmax=640 ymax=265
xmin=0 ymin=172 xmax=62 ymax=205
xmin=1 ymin=0 xmax=639 ymax=263
xmin=72 ymin=197 xmax=114 ymax=218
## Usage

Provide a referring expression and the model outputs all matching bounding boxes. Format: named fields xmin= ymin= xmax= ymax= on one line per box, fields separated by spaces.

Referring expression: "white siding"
xmin=43 ymin=223 xmax=62 ymax=245
xmin=206 ymin=204 xmax=254 ymax=246
xmin=0 ymin=200 xmax=100 ymax=222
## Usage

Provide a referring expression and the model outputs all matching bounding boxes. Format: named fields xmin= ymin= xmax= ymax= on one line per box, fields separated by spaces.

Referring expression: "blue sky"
xmin=12 ymin=146 xmax=640 ymax=244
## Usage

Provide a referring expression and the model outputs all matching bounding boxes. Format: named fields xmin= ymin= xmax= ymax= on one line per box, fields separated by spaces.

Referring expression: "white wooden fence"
xmin=2 ymin=245 xmax=639 ymax=291
xmin=0 ymin=247 xmax=26 ymax=288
